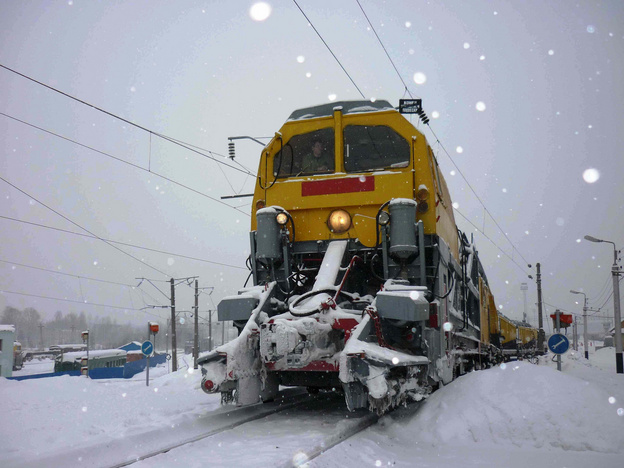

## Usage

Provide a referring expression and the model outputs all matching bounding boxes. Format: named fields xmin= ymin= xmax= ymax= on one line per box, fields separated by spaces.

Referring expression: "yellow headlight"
xmin=327 ymin=209 xmax=351 ymax=233
xmin=276 ymin=212 xmax=288 ymax=225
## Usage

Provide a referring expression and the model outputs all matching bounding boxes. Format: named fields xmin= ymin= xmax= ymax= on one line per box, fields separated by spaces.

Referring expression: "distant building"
xmin=118 ymin=341 xmax=142 ymax=352
xmin=0 ymin=325 xmax=16 ymax=377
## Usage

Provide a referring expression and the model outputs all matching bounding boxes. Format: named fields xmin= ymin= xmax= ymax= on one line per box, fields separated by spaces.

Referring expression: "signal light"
xmin=255 ymin=199 xmax=266 ymax=210
xmin=416 ymin=186 xmax=430 ymax=201
xmin=417 ymin=201 xmax=429 ymax=214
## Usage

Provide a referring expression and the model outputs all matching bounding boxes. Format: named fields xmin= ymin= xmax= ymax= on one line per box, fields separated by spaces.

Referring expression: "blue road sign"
xmin=548 ymin=334 xmax=570 ymax=355
xmin=141 ymin=340 xmax=154 ymax=356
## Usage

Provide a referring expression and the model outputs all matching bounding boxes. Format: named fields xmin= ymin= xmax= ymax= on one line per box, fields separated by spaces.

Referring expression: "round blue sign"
xmin=141 ymin=340 xmax=154 ymax=356
xmin=547 ymin=334 xmax=570 ymax=355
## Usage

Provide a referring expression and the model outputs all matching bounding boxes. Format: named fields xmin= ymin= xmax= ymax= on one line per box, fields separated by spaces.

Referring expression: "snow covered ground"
xmin=1 ymin=349 xmax=623 ymax=467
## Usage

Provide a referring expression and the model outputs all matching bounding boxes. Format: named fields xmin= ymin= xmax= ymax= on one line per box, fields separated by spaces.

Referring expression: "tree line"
xmin=0 ymin=306 xmax=146 ymax=350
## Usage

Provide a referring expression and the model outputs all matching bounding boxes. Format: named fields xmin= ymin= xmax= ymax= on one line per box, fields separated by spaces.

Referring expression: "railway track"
xmin=119 ymin=392 xmax=381 ymax=468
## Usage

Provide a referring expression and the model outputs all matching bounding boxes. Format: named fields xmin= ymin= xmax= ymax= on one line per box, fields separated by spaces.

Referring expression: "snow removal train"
xmin=198 ymin=100 xmax=539 ymax=414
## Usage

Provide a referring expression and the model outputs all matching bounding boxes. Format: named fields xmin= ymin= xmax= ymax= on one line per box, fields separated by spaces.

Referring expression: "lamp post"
xmin=570 ymin=290 xmax=588 ymax=359
xmin=584 ymin=235 xmax=623 ymax=374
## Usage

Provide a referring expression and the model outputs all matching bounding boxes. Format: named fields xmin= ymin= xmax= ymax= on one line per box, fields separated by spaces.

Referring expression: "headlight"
xmin=327 ymin=209 xmax=351 ymax=233
xmin=417 ymin=201 xmax=429 ymax=214
xmin=378 ymin=211 xmax=390 ymax=226
xmin=256 ymin=199 xmax=266 ymax=210
xmin=276 ymin=212 xmax=289 ymax=225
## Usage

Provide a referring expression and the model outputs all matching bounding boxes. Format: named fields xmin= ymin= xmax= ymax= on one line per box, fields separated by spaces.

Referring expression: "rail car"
xmin=198 ymin=99 xmax=539 ymax=414
xmin=54 ymin=349 xmax=127 ymax=372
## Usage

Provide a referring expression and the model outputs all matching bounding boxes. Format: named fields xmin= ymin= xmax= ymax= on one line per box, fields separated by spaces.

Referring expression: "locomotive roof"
xmin=287 ymin=100 xmax=395 ymax=121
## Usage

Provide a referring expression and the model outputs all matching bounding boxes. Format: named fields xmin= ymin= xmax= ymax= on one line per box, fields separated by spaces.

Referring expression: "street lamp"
xmin=570 ymin=290 xmax=588 ymax=359
xmin=584 ymin=235 xmax=623 ymax=374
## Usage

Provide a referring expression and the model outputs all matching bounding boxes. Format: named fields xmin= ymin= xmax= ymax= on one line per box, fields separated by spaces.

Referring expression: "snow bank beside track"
xmin=412 ymin=361 xmax=624 ymax=452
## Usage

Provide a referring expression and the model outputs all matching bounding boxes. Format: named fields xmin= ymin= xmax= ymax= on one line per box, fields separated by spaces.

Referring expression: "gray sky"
xmin=1 ymin=1 xmax=623 ymax=334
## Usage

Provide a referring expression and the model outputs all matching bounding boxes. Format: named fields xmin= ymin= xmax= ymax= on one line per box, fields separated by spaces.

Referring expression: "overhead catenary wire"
xmin=355 ymin=0 xmax=416 ymax=99
xmin=0 ymin=175 xmax=171 ymax=278
xmin=0 ymin=258 xmax=137 ymax=288
xmin=0 ymin=215 xmax=247 ymax=270
xmin=0 ymin=63 xmax=254 ymax=178
xmin=0 ymin=111 xmax=250 ymax=217
xmin=0 ymin=289 xmax=155 ymax=314
xmin=292 ymin=0 xmax=366 ymax=99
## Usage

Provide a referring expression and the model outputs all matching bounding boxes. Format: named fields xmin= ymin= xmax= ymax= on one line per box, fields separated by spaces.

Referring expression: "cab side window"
xmin=273 ymin=128 xmax=335 ymax=177
xmin=343 ymin=125 xmax=409 ymax=173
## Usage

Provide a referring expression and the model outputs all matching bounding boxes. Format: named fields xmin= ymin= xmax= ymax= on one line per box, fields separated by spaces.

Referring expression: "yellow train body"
xmin=251 ymin=103 xmax=459 ymax=263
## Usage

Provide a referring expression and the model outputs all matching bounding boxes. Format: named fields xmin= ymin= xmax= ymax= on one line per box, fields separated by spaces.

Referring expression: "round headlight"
xmin=417 ymin=201 xmax=429 ymax=214
xmin=276 ymin=212 xmax=289 ymax=225
xmin=378 ymin=211 xmax=390 ymax=226
xmin=327 ymin=209 xmax=351 ymax=233
xmin=255 ymin=199 xmax=266 ymax=210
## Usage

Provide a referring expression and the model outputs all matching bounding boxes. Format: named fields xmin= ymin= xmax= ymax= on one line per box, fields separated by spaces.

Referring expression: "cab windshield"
xmin=273 ymin=128 xmax=335 ymax=177
xmin=343 ymin=125 xmax=410 ymax=172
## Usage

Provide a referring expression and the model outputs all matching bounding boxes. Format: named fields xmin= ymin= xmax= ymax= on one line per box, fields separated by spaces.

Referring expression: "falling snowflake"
xmin=328 ymin=94 xmax=337 ymax=101
xmin=548 ymin=50 xmax=555 ymax=55
xmin=582 ymin=168 xmax=600 ymax=183
xmin=456 ymin=146 xmax=463 ymax=153
xmin=296 ymin=55 xmax=305 ymax=63
xmin=249 ymin=2 xmax=272 ymax=22
xmin=476 ymin=101 xmax=486 ymax=111
xmin=413 ymin=72 xmax=427 ymax=85
xmin=463 ymin=42 xmax=470 ymax=49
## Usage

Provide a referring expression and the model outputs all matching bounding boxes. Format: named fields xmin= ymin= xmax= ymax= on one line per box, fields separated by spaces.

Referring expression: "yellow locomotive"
xmin=199 ymin=100 xmax=538 ymax=413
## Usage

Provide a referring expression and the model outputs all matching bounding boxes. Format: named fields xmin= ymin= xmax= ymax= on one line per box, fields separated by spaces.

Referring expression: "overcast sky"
xmin=1 ymin=1 xmax=623 ymax=334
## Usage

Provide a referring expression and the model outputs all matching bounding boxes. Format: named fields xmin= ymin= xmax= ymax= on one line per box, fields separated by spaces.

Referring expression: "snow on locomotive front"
xmin=198 ymin=100 xmax=487 ymax=414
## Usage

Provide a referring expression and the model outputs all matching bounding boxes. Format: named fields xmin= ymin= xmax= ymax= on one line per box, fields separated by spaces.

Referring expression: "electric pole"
xmin=572 ymin=316 xmax=578 ymax=351
xmin=583 ymin=297 xmax=589 ymax=360
xmin=194 ymin=279 xmax=199 ymax=369
xmin=170 ymin=277 xmax=177 ymax=372
xmin=536 ymin=263 xmax=545 ymax=353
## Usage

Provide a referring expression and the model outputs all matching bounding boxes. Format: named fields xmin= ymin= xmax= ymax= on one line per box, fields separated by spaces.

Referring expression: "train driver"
xmin=300 ymin=138 xmax=334 ymax=174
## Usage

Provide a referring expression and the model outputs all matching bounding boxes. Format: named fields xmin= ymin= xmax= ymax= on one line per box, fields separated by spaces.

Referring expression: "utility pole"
xmin=584 ymin=235 xmax=623 ymax=374
xmin=555 ymin=309 xmax=562 ymax=371
xmin=39 ymin=323 xmax=44 ymax=350
xmin=612 ymin=250 xmax=623 ymax=373
xmin=194 ymin=279 xmax=199 ymax=370
xmin=583 ymin=297 xmax=589 ymax=359
xmin=521 ymin=282 xmax=528 ymax=323
xmin=209 ymin=310 xmax=213 ymax=351
xmin=573 ymin=316 xmax=578 ymax=351
xmin=536 ymin=263 xmax=545 ymax=353
xmin=170 ymin=277 xmax=177 ymax=372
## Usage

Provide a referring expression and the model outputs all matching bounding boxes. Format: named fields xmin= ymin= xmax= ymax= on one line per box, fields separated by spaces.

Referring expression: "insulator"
xmin=228 ymin=141 xmax=235 ymax=159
